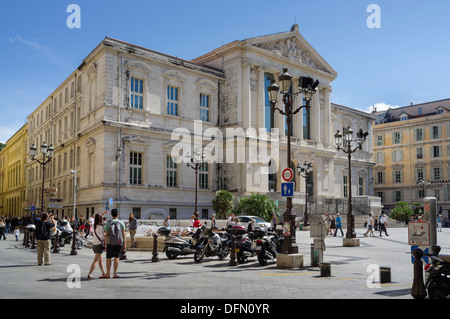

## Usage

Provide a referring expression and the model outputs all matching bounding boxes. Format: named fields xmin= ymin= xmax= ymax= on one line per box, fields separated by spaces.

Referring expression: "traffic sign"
xmin=408 ymin=221 xmax=430 ymax=246
xmin=30 ymin=206 xmax=35 ymax=212
xmin=411 ymin=246 xmax=429 ymax=264
xmin=282 ymin=168 xmax=294 ymax=182
xmin=281 ymin=182 xmax=295 ymax=197
xmin=109 ymin=198 xmax=114 ymax=206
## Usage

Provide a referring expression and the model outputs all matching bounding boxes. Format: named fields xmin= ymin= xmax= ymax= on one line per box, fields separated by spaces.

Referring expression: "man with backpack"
xmin=35 ymin=212 xmax=55 ymax=265
xmin=103 ymin=209 xmax=126 ymax=278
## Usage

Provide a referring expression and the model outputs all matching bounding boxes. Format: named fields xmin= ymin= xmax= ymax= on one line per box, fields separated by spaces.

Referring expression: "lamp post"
xmin=186 ymin=149 xmax=206 ymax=216
xmin=29 ymin=142 xmax=54 ymax=216
xmin=334 ymin=127 xmax=368 ymax=239
xmin=297 ymin=161 xmax=313 ymax=228
xmin=417 ymin=178 xmax=431 ymax=195
xmin=267 ymin=68 xmax=319 ymax=254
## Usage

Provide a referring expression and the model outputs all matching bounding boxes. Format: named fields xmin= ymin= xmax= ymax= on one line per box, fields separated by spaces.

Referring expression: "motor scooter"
xmin=193 ymin=226 xmax=231 ymax=263
xmin=424 ymin=245 xmax=450 ymax=299
xmin=159 ymin=226 xmax=200 ymax=259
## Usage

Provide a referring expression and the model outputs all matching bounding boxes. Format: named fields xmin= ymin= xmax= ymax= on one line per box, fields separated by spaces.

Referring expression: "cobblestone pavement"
xmin=1 ymin=227 xmax=448 ymax=302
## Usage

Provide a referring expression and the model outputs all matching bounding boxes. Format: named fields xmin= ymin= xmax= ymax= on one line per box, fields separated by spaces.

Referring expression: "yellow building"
xmin=373 ymin=99 xmax=450 ymax=217
xmin=0 ymin=124 xmax=28 ymax=217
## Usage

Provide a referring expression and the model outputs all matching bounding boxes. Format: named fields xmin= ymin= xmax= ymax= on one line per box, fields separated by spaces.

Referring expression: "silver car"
xmin=237 ymin=216 xmax=272 ymax=231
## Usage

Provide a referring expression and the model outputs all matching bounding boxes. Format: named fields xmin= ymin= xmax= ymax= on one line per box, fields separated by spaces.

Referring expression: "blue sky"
xmin=1 ymin=0 xmax=450 ymax=143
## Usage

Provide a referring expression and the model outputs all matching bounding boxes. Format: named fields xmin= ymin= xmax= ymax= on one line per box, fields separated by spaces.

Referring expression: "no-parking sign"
xmin=282 ymin=168 xmax=293 ymax=182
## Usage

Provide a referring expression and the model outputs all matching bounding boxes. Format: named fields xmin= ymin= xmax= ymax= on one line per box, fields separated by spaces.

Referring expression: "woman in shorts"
xmin=88 ymin=214 xmax=107 ymax=279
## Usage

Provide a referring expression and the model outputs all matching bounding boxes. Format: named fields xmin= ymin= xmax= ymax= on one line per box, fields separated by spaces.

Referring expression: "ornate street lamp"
xmin=334 ymin=127 xmax=368 ymax=239
xmin=267 ymin=68 xmax=319 ymax=254
xmin=186 ymin=149 xmax=206 ymax=216
xmin=30 ymin=142 xmax=54 ymax=216
xmin=297 ymin=161 xmax=313 ymax=227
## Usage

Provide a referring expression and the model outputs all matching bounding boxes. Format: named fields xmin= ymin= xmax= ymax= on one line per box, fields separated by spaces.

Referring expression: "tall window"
xmin=416 ymin=147 xmax=423 ymax=159
xmin=433 ymin=167 xmax=441 ymax=180
xmin=358 ymin=177 xmax=364 ymax=196
xmin=392 ymin=131 xmax=402 ymax=144
xmin=167 ymin=86 xmax=179 ymax=116
xmin=130 ymin=77 xmax=143 ymax=109
xmin=130 ymin=152 xmax=142 ymax=185
xmin=199 ymin=94 xmax=209 ymax=121
xmin=264 ymin=73 xmax=275 ymax=132
xmin=166 ymin=156 xmax=177 ymax=187
xmin=199 ymin=163 xmax=208 ymax=189
xmin=343 ymin=176 xmax=348 ymax=198
xmin=415 ymin=128 xmax=424 ymax=141
xmin=393 ymin=170 xmax=403 ymax=183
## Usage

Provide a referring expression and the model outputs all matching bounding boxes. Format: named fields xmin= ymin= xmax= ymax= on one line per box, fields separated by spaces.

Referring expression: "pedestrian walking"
xmin=325 ymin=213 xmax=332 ymax=235
xmin=35 ymin=212 xmax=55 ymax=266
xmin=128 ymin=212 xmax=138 ymax=248
xmin=364 ymin=213 xmax=374 ymax=237
xmin=211 ymin=214 xmax=217 ymax=230
xmin=272 ymin=214 xmax=278 ymax=230
xmin=13 ymin=227 xmax=20 ymax=241
xmin=88 ymin=214 xmax=107 ymax=279
xmin=103 ymin=208 xmax=126 ymax=279
xmin=437 ymin=214 xmax=442 ymax=232
xmin=379 ymin=212 xmax=389 ymax=236
xmin=334 ymin=213 xmax=344 ymax=237
xmin=0 ymin=218 xmax=6 ymax=240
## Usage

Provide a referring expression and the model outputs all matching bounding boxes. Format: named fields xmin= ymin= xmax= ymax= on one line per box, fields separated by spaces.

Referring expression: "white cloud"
xmin=364 ymin=102 xmax=400 ymax=113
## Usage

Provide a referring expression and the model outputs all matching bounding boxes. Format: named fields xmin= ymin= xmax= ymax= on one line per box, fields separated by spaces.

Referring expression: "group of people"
xmin=323 ymin=211 xmax=390 ymax=237
xmin=363 ymin=212 xmax=389 ymax=237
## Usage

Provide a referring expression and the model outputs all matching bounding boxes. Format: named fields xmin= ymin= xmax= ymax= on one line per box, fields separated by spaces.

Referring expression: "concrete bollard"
xmin=410 ymin=248 xmax=427 ymax=299
xmin=23 ymin=229 xmax=27 ymax=246
xmin=31 ymin=230 xmax=37 ymax=249
xmin=320 ymin=262 xmax=331 ymax=277
xmin=379 ymin=266 xmax=391 ymax=283
xmin=151 ymin=234 xmax=159 ymax=262
xmin=25 ymin=229 xmax=30 ymax=248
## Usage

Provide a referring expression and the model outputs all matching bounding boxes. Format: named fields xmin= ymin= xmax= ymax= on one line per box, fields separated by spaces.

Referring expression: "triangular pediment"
xmin=246 ymin=25 xmax=337 ymax=77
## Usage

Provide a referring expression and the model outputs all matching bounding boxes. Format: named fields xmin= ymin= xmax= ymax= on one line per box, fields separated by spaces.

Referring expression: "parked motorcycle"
xmin=193 ymin=226 xmax=231 ymax=263
xmin=425 ymin=245 xmax=450 ymax=299
xmin=159 ymin=226 xmax=200 ymax=259
xmin=255 ymin=228 xmax=281 ymax=265
xmin=234 ymin=227 xmax=257 ymax=264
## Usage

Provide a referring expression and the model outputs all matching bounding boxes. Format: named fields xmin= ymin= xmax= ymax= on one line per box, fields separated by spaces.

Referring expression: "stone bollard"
xmin=23 ymin=228 xmax=28 ymax=246
xmin=151 ymin=233 xmax=159 ymax=262
xmin=320 ymin=262 xmax=331 ymax=277
xmin=379 ymin=266 xmax=391 ymax=283
xmin=70 ymin=231 xmax=78 ymax=255
xmin=25 ymin=229 xmax=30 ymax=248
xmin=410 ymin=248 xmax=427 ymax=299
xmin=31 ymin=230 xmax=37 ymax=249
xmin=229 ymin=235 xmax=237 ymax=266
xmin=52 ymin=233 xmax=60 ymax=253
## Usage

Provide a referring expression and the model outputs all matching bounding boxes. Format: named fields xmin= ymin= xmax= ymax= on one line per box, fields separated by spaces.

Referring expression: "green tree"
xmin=0 ymin=143 xmax=5 ymax=151
xmin=235 ymin=193 xmax=280 ymax=221
xmin=389 ymin=201 xmax=414 ymax=224
xmin=211 ymin=190 xmax=234 ymax=219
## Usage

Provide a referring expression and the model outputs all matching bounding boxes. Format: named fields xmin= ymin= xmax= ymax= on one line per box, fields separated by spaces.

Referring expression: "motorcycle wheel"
xmin=258 ymin=253 xmax=268 ymax=266
xmin=165 ymin=250 xmax=178 ymax=260
xmin=427 ymin=280 xmax=449 ymax=299
xmin=76 ymin=238 xmax=84 ymax=250
xmin=237 ymin=253 xmax=246 ymax=264
xmin=217 ymin=247 xmax=230 ymax=260
xmin=194 ymin=247 xmax=206 ymax=263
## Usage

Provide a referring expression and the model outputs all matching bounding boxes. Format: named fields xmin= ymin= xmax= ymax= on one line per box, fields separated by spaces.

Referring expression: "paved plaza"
xmin=1 ymin=226 xmax=448 ymax=302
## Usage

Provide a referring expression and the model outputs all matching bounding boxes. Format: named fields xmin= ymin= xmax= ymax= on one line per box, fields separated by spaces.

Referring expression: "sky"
xmin=1 ymin=0 xmax=450 ymax=143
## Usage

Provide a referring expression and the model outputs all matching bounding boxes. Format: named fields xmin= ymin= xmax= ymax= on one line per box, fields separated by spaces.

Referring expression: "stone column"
xmin=323 ymin=87 xmax=332 ymax=147
xmin=312 ymin=87 xmax=321 ymax=145
xmin=242 ymin=63 xmax=251 ymax=129
xmin=256 ymin=66 xmax=265 ymax=130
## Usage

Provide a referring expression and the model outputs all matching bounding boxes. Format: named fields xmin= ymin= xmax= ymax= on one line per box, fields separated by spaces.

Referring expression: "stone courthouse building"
xmin=25 ymin=25 xmax=375 ymax=220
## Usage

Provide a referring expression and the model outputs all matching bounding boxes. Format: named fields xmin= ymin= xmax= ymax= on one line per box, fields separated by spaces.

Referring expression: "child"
xmin=13 ymin=227 xmax=20 ymax=241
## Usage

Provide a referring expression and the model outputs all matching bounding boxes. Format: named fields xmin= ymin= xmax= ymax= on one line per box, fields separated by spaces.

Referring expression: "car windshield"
xmin=252 ymin=217 xmax=266 ymax=223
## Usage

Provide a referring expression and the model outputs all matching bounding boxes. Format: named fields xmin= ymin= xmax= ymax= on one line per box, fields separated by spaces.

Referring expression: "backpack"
xmin=108 ymin=220 xmax=123 ymax=245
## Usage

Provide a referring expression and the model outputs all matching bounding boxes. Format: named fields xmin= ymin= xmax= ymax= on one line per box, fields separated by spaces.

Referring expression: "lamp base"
xmin=343 ymin=238 xmax=360 ymax=247
xmin=276 ymin=253 xmax=303 ymax=269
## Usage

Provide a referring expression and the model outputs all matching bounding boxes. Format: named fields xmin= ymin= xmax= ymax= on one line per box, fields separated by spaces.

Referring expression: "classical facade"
xmin=373 ymin=99 xmax=450 ymax=216
xmin=0 ymin=124 xmax=28 ymax=217
xmin=23 ymin=25 xmax=375 ymax=220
